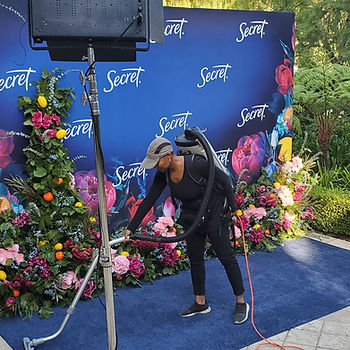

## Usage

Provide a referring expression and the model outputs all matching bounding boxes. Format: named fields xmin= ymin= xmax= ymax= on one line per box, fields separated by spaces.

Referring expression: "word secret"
xmin=156 ymin=111 xmax=192 ymax=138
xmin=65 ymin=119 xmax=93 ymax=139
xmin=164 ymin=18 xmax=188 ymax=39
xmin=236 ymin=20 xmax=268 ymax=43
xmin=197 ymin=64 xmax=232 ymax=88
xmin=114 ymin=162 xmax=146 ymax=187
xmin=237 ymin=103 xmax=269 ymax=128
xmin=216 ymin=149 xmax=233 ymax=166
xmin=103 ymin=67 xmax=145 ymax=93
xmin=0 ymin=68 xmax=36 ymax=92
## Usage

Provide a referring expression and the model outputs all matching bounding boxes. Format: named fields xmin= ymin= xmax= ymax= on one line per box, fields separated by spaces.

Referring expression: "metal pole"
xmin=87 ymin=45 xmax=117 ymax=350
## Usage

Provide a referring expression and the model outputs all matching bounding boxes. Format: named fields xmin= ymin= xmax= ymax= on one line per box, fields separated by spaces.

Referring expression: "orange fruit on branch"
xmin=55 ymin=251 xmax=64 ymax=260
xmin=53 ymin=177 xmax=63 ymax=185
xmin=43 ymin=192 xmax=54 ymax=202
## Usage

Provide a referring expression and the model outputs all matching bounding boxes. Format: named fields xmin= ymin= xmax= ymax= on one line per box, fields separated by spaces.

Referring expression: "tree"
xmin=293 ymin=60 xmax=350 ymax=166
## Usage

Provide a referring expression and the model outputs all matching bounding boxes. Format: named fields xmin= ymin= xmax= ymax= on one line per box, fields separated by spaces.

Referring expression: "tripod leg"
xmin=23 ymin=252 xmax=99 ymax=349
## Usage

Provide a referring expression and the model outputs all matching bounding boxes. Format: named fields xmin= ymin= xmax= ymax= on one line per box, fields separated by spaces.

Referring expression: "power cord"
xmin=237 ymin=217 xmax=305 ymax=350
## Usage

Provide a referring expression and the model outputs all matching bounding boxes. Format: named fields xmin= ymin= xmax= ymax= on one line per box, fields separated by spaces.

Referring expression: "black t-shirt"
xmin=127 ymin=155 xmax=236 ymax=233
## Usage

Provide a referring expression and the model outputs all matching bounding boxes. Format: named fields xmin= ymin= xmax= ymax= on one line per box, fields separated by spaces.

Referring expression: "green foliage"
xmin=310 ymin=186 xmax=350 ymax=235
xmin=315 ymin=161 xmax=350 ymax=190
xmin=294 ymin=62 xmax=350 ymax=165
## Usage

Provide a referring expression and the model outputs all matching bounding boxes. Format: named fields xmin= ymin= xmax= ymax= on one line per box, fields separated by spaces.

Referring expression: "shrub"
xmin=310 ymin=186 xmax=350 ymax=235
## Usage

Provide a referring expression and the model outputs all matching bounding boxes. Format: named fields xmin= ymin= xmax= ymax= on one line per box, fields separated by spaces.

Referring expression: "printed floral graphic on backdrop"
xmin=231 ymin=23 xmax=295 ymax=184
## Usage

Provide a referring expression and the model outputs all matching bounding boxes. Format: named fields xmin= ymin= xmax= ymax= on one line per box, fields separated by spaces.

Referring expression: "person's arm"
xmin=126 ymin=171 xmax=167 ymax=233
xmin=194 ymin=156 xmax=236 ymax=210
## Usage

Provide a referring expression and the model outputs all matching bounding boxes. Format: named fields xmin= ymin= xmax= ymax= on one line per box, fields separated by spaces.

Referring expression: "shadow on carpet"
xmin=1 ymin=237 xmax=350 ymax=350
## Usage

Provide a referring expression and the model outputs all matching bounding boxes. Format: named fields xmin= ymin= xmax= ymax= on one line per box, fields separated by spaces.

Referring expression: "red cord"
xmin=237 ymin=217 xmax=304 ymax=350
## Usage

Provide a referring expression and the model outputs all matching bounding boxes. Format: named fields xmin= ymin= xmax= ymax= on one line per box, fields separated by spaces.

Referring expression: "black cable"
xmin=84 ymin=14 xmax=142 ymax=76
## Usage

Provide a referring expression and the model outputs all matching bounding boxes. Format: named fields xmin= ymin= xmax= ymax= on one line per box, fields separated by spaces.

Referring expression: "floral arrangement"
xmin=232 ymin=152 xmax=317 ymax=254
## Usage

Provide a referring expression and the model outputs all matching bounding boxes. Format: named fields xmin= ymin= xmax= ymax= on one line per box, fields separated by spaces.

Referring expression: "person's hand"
xmin=123 ymin=229 xmax=132 ymax=241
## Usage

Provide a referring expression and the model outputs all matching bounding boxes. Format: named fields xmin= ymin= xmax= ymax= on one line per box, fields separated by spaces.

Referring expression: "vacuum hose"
xmin=129 ymin=128 xmax=215 ymax=243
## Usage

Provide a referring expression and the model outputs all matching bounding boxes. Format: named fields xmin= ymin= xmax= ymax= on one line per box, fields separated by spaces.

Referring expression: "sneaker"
xmin=233 ymin=302 xmax=250 ymax=324
xmin=180 ymin=300 xmax=211 ymax=317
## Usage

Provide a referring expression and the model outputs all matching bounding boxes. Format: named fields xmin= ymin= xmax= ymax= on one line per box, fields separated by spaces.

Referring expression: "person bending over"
xmin=123 ymin=137 xmax=249 ymax=324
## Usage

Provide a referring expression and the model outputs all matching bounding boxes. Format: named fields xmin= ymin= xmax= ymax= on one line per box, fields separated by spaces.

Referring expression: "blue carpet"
xmin=1 ymin=237 xmax=350 ymax=350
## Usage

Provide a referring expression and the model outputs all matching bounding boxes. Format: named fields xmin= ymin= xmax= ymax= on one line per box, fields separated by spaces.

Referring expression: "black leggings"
xmin=186 ymin=222 xmax=245 ymax=297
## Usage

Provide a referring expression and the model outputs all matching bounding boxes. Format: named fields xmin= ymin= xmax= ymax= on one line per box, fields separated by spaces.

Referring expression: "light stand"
xmin=23 ymin=46 xmax=122 ymax=350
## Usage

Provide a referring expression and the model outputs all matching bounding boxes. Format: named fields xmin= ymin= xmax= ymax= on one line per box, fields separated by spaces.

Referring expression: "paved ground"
xmin=1 ymin=232 xmax=349 ymax=350
xmin=240 ymin=231 xmax=350 ymax=350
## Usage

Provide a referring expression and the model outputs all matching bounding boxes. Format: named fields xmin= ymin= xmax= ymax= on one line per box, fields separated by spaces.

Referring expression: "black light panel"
xmin=29 ymin=0 xmax=147 ymax=43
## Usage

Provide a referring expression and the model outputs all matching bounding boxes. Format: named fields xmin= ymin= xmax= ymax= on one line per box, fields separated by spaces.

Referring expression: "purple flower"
xmin=74 ymin=170 xmax=116 ymax=213
xmin=232 ymin=132 xmax=267 ymax=184
xmin=11 ymin=211 xmax=32 ymax=227
xmin=256 ymin=185 xmax=266 ymax=193
xmin=128 ymin=256 xmax=145 ymax=279
xmin=75 ymin=279 xmax=96 ymax=298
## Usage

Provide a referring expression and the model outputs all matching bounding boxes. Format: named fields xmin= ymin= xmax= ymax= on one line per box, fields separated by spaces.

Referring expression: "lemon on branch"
xmin=0 ymin=270 xmax=7 ymax=281
xmin=56 ymin=129 xmax=66 ymax=139
xmin=37 ymin=95 xmax=47 ymax=108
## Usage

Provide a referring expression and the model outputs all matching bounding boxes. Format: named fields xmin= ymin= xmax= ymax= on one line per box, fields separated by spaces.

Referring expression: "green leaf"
xmin=39 ymin=302 xmax=54 ymax=319
xmin=41 ymin=67 xmax=49 ymax=79
xmin=23 ymin=119 xmax=33 ymax=126
xmin=34 ymin=167 xmax=47 ymax=177
xmin=3 ymin=238 xmax=15 ymax=247
xmin=33 ymin=182 xmax=45 ymax=191
xmin=23 ymin=96 xmax=32 ymax=104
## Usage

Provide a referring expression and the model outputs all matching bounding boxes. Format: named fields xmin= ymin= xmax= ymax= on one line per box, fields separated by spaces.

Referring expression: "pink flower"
xmin=72 ymin=246 xmax=92 ymax=260
xmin=74 ymin=170 xmax=116 ymax=213
xmin=75 ymin=279 xmax=96 ymax=299
xmin=31 ymin=111 xmax=43 ymax=129
xmin=258 ymin=194 xmax=268 ymax=205
xmin=52 ymin=114 xmax=60 ymax=126
xmin=61 ymin=271 xmax=78 ymax=289
xmin=6 ymin=297 xmax=16 ymax=310
xmin=0 ymin=244 xmax=24 ymax=265
xmin=111 ymin=251 xmax=130 ymax=275
xmin=256 ymin=185 xmax=266 ymax=193
xmin=293 ymin=192 xmax=302 ymax=201
xmin=232 ymin=132 xmax=267 ymax=184
xmin=274 ymin=222 xmax=282 ymax=230
xmin=42 ymin=114 xmax=52 ymax=129
xmin=0 ymin=129 xmax=14 ymax=169
xmin=153 ymin=222 xmax=168 ymax=235
xmin=46 ymin=129 xmax=57 ymax=138
xmin=161 ymin=249 xmax=178 ymax=267
xmin=283 ymin=217 xmax=291 ymax=230
xmin=162 ymin=232 xmax=178 ymax=250
xmin=235 ymin=193 xmax=244 ymax=206
xmin=163 ymin=197 xmax=175 ymax=217
xmin=234 ymin=225 xmax=241 ymax=239
xmin=247 ymin=228 xmax=265 ymax=243
xmin=301 ymin=207 xmax=315 ymax=220
xmin=158 ymin=216 xmax=174 ymax=227
xmin=128 ymin=256 xmax=145 ymax=279
xmin=243 ymin=207 xmax=267 ymax=220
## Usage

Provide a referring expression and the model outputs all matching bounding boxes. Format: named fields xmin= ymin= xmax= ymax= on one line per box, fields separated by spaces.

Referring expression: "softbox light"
xmin=28 ymin=0 xmax=164 ymax=62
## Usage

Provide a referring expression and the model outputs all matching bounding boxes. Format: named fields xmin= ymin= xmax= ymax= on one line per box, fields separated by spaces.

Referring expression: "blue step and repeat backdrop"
xmin=0 ymin=2 xmax=294 ymax=229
